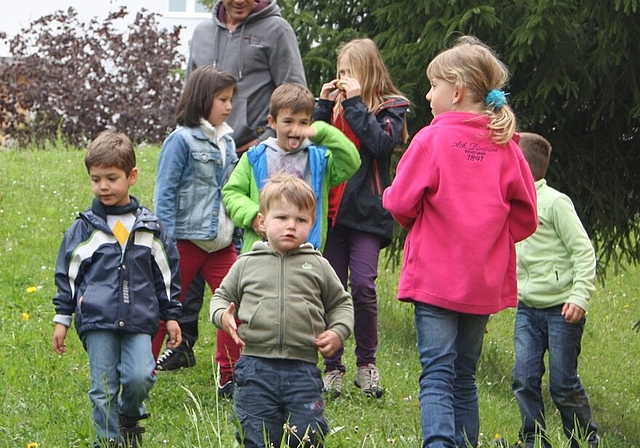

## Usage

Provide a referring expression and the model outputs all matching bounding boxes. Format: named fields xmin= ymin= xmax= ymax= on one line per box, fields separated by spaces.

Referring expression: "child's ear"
xmin=452 ymin=85 xmax=463 ymax=105
xmin=267 ymin=114 xmax=276 ymax=128
xmin=128 ymin=167 xmax=139 ymax=186
xmin=257 ymin=212 xmax=266 ymax=231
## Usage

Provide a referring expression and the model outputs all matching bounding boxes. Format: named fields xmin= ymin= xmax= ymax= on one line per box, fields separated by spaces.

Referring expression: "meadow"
xmin=0 ymin=144 xmax=638 ymax=447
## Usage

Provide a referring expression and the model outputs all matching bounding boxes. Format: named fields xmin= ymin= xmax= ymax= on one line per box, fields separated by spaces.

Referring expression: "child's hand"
xmin=562 ymin=302 xmax=586 ymax=324
xmin=299 ymin=125 xmax=316 ymax=141
xmin=52 ymin=323 xmax=69 ymax=354
xmin=221 ymin=303 xmax=245 ymax=347
xmin=166 ymin=320 xmax=183 ymax=349
xmin=319 ymin=79 xmax=342 ymax=100
xmin=339 ymin=77 xmax=361 ymax=99
xmin=316 ymin=330 xmax=342 ymax=357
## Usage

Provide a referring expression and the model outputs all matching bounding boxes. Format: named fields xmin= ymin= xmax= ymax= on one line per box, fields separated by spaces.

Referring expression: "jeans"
xmin=414 ymin=303 xmax=489 ymax=448
xmin=233 ymin=356 xmax=329 ymax=448
xmin=83 ymin=331 xmax=156 ymax=442
xmin=322 ymin=225 xmax=382 ymax=371
xmin=512 ymin=303 xmax=598 ymax=447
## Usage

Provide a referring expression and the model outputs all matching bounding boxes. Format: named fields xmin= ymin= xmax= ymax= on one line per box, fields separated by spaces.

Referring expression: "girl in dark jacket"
xmin=314 ymin=38 xmax=409 ymax=398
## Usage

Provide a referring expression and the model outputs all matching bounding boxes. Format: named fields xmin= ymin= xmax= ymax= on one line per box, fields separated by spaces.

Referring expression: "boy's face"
xmin=89 ymin=165 xmax=137 ymax=207
xmin=267 ymin=108 xmax=312 ymax=152
xmin=258 ymin=199 xmax=314 ymax=255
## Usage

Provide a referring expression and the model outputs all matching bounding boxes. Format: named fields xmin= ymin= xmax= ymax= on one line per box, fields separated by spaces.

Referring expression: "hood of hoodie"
xmin=211 ymin=0 xmax=280 ymax=77
xmin=261 ymin=135 xmax=312 ymax=154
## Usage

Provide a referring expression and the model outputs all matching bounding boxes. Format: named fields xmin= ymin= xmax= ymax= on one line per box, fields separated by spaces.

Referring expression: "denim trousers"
xmin=512 ymin=303 xmax=598 ymax=447
xmin=83 ymin=331 xmax=156 ymax=441
xmin=233 ymin=356 xmax=329 ymax=448
xmin=414 ymin=303 xmax=489 ymax=448
xmin=322 ymin=225 xmax=383 ymax=371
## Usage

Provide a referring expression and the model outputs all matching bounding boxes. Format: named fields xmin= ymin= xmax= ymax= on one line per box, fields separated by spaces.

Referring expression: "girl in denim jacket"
xmin=152 ymin=66 xmax=239 ymax=374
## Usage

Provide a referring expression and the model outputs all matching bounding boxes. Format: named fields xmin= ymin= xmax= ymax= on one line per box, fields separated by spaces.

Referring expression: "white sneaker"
xmin=354 ymin=363 xmax=384 ymax=398
xmin=323 ymin=369 xmax=344 ymax=398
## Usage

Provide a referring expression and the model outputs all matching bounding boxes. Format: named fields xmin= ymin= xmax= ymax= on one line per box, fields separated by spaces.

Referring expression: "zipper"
xmin=278 ymin=254 xmax=285 ymax=357
xmin=372 ymin=159 xmax=383 ymax=195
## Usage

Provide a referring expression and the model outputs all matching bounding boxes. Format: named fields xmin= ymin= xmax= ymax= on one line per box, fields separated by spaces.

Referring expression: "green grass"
xmin=1 ymin=144 xmax=639 ymax=447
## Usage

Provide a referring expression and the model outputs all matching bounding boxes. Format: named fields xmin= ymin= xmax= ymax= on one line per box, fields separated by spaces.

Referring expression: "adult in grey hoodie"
xmin=187 ymin=0 xmax=307 ymax=152
xmin=157 ymin=1 xmax=307 ymax=390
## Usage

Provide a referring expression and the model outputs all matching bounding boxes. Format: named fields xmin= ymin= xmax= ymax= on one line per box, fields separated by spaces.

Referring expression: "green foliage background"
xmin=199 ymin=0 xmax=640 ymax=274
xmin=1 ymin=0 xmax=638 ymax=273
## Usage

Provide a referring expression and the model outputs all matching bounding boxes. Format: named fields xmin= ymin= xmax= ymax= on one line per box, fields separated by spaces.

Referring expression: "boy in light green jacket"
xmin=512 ymin=132 xmax=599 ymax=448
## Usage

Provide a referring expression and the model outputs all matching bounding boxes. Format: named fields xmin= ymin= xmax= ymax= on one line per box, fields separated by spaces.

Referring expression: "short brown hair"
xmin=259 ymin=173 xmax=316 ymax=221
xmin=85 ymin=130 xmax=136 ymax=175
xmin=518 ymin=132 xmax=551 ymax=181
xmin=268 ymin=83 xmax=315 ymax=120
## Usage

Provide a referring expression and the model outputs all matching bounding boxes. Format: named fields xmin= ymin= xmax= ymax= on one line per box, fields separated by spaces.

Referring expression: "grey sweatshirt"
xmin=186 ymin=0 xmax=307 ymax=148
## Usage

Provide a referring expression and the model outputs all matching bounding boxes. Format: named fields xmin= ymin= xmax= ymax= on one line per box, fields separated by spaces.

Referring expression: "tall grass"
xmin=0 ymin=143 xmax=638 ymax=447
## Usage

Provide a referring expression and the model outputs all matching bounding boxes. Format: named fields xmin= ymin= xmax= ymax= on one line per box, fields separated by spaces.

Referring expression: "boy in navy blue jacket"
xmin=52 ymin=130 xmax=182 ymax=448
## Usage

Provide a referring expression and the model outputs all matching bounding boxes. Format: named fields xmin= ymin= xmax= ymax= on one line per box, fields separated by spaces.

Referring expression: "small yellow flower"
xmin=22 ymin=313 xmax=30 ymax=321
xmin=28 ymin=443 xmax=39 ymax=448
xmin=26 ymin=286 xmax=38 ymax=293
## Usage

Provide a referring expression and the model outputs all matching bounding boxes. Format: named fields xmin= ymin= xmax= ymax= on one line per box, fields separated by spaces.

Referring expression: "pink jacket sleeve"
xmin=382 ymin=129 xmax=431 ymax=229
xmin=509 ymin=147 xmax=538 ymax=243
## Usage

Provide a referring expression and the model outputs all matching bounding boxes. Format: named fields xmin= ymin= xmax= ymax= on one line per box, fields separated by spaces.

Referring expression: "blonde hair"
xmin=427 ymin=35 xmax=516 ymax=145
xmin=259 ymin=174 xmax=317 ymax=221
xmin=518 ymin=132 xmax=552 ymax=181
xmin=334 ymin=38 xmax=409 ymax=142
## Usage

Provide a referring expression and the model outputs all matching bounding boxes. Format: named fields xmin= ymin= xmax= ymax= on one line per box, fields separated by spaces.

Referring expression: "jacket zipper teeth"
xmin=279 ymin=255 xmax=285 ymax=357
xmin=373 ymin=159 xmax=382 ymax=195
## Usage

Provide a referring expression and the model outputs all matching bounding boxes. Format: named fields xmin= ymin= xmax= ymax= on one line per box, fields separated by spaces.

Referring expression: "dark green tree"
xmin=204 ymin=0 xmax=640 ymax=272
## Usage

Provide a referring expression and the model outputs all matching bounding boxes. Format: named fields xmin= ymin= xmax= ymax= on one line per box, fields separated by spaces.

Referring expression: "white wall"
xmin=0 ymin=0 xmax=211 ymax=62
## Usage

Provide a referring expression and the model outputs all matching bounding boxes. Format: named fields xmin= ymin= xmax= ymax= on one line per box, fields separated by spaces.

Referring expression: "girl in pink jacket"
xmin=382 ymin=36 xmax=537 ymax=448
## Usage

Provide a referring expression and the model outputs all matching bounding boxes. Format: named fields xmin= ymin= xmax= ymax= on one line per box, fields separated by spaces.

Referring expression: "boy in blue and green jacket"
xmin=222 ymin=82 xmax=360 ymax=254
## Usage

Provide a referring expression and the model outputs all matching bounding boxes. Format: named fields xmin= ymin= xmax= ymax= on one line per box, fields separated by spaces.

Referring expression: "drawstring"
xmin=211 ymin=24 xmax=219 ymax=69
xmin=211 ymin=3 xmax=246 ymax=80
xmin=211 ymin=25 xmax=243 ymax=79
xmin=237 ymin=26 xmax=245 ymax=79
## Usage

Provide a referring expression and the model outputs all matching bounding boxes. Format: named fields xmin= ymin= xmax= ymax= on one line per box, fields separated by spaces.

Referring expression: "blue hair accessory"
xmin=485 ymin=89 xmax=508 ymax=109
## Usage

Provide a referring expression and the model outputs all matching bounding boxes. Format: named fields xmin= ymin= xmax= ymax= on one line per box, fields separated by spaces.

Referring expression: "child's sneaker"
xmin=119 ymin=413 xmax=149 ymax=448
xmin=156 ymin=344 xmax=195 ymax=371
xmin=323 ymin=369 xmax=344 ymax=398
xmin=587 ymin=435 xmax=600 ymax=448
xmin=354 ymin=363 xmax=384 ymax=398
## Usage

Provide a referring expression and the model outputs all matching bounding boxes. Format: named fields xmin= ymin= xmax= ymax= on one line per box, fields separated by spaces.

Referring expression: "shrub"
xmin=0 ymin=6 xmax=184 ymax=147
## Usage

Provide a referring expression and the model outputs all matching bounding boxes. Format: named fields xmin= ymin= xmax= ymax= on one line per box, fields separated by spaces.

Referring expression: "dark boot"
xmin=119 ymin=413 xmax=149 ymax=448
